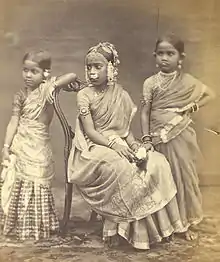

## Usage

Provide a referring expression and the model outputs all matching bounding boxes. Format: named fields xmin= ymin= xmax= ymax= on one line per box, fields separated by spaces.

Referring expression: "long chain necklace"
xmin=156 ymin=70 xmax=177 ymax=90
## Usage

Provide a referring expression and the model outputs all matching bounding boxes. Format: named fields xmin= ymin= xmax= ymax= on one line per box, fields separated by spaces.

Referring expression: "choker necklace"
xmin=91 ymin=86 xmax=107 ymax=97
xmin=156 ymin=70 xmax=177 ymax=90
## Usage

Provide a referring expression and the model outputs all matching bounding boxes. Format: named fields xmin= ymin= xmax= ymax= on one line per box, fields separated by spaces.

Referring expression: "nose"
xmin=26 ymin=70 xmax=32 ymax=78
xmin=161 ymin=54 xmax=168 ymax=61
xmin=90 ymin=67 xmax=97 ymax=75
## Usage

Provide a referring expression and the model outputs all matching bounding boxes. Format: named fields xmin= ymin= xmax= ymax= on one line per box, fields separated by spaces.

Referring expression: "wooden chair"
xmin=53 ymin=79 xmax=86 ymax=233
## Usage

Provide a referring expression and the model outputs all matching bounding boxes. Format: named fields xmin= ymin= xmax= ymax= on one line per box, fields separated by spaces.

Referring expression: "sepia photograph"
xmin=0 ymin=0 xmax=220 ymax=261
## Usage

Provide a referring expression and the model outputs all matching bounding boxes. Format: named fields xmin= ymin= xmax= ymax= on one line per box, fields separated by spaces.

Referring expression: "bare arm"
xmin=46 ymin=73 xmax=77 ymax=103
xmin=197 ymin=86 xmax=216 ymax=108
xmin=3 ymin=115 xmax=19 ymax=147
xmin=2 ymin=115 xmax=19 ymax=162
xmin=55 ymin=73 xmax=77 ymax=87
xmin=141 ymin=103 xmax=151 ymax=136
xmin=124 ymin=131 xmax=140 ymax=151
xmin=140 ymin=79 xmax=154 ymax=151
xmin=79 ymin=113 xmax=110 ymax=147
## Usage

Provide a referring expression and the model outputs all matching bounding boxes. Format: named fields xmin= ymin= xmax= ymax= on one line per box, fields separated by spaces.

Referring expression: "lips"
xmin=89 ymin=74 xmax=99 ymax=80
xmin=24 ymin=79 xmax=33 ymax=86
xmin=161 ymin=62 xmax=169 ymax=67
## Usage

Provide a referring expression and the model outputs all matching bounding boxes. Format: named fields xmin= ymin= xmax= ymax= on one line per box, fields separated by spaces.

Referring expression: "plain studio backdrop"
xmin=0 ymin=0 xmax=220 ymax=188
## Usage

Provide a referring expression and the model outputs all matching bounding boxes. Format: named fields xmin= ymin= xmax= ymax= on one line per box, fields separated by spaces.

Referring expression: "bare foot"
xmin=163 ymin=233 xmax=174 ymax=243
xmin=185 ymin=230 xmax=198 ymax=241
xmin=176 ymin=230 xmax=198 ymax=241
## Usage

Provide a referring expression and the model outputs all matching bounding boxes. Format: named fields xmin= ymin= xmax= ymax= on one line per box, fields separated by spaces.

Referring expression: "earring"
xmin=178 ymin=61 xmax=182 ymax=69
xmin=107 ymin=62 xmax=115 ymax=86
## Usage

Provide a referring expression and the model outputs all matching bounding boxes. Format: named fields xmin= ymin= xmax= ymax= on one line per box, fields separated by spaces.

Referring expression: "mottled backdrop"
xmin=0 ymin=0 xmax=220 ymax=188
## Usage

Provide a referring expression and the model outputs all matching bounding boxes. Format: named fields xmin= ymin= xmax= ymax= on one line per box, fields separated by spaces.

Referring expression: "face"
xmin=86 ymin=52 xmax=108 ymax=88
xmin=155 ymin=41 xmax=182 ymax=73
xmin=22 ymin=60 xmax=44 ymax=89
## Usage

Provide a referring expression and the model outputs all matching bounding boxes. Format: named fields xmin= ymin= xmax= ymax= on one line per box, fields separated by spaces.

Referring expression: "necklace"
xmin=156 ymin=71 xmax=177 ymax=90
xmin=90 ymin=85 xmax=107 ymax=97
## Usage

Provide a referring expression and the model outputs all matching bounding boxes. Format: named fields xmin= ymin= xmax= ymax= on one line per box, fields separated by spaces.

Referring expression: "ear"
xmin=153 ymin=52 xmax=156 ymax=57
xmin=43 ymin=69 xmax=51 ymax=80
xmin=180 ymin=52 xmax=186 ymax=59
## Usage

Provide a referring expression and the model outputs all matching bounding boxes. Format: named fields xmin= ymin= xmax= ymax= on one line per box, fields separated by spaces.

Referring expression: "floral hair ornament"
xmin=85 ymin=42 xmax=120 ymax=85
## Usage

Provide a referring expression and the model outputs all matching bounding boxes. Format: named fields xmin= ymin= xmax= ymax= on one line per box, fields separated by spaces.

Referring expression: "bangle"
xmin=108 ymin=139 xmax=116 ymax=148
xmin=141 ymin=134 xmax=152 ymax=143
xmin=143 ymin=140 xmax=153 ymax=145
xmin=3 ymin=144 xmax=10 ymax=148
xmin=190 ymin=103 xmax=199 ymax=113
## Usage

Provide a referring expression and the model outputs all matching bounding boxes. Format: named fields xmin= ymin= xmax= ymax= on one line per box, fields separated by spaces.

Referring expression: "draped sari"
xmin=68 ymin=84 xmax=186 ymax=249
xmin=1 ymin=78 xmax=59 ymax=240
xmin=143 ymin=72 xmax=206 ymax=229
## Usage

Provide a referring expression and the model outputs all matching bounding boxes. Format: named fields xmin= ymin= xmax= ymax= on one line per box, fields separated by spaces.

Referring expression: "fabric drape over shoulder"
xmin=67 ymin=84 xmax=177 ymax=223
xmin=143 ymin=73 xmax=207 ymax=144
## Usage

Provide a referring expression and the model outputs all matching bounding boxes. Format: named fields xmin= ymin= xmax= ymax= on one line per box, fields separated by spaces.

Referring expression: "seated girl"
xmin=67 ymin=42 xmax=187 ymax=250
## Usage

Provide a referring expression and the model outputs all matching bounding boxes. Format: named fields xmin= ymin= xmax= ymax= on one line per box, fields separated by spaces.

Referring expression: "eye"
xmin=96 ymin=64 xmax=103 ymax=69
xmin=32 ymin=69 xmax=38 ymax=74
xmin=23 ymin=68 xmax=28 ymax=72
xmin=156 ymin=51 xmax=163 ymax=56
xmin=87 ymin=65 xmax=91 ymax=70
xmin=167 ymin=51 xmax=175 ymax=56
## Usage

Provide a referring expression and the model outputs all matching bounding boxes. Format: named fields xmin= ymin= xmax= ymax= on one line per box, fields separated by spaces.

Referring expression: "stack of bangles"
xmin=141 ymin=134 xmax=153 ymax=144
xmin=190 ymin=102 xmax=199 ymax=113
xmin=107 ymin=138 xmax=117 ymax=148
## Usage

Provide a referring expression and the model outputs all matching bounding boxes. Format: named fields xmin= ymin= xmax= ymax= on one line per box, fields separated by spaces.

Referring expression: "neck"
xmin=159 ymin=70 xmax=177 ymax=76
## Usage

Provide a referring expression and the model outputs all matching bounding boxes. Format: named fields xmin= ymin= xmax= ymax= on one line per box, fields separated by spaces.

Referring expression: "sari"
xmin=68 ymin=84 xmax=186 ymax=249
xmin=1 ymin=78 xmax=59 ymax=240
xmin=143 ymin=72 xmax=206 ymax=229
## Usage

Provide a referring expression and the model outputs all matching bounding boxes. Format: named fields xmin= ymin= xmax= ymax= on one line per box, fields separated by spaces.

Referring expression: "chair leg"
xmin=60 ymin=182 xmax=73 ymax=234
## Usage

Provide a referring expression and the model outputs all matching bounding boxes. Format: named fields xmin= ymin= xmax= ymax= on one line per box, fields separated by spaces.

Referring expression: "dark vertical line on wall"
xmin=156 ymin=0 xmax=160 ymax=37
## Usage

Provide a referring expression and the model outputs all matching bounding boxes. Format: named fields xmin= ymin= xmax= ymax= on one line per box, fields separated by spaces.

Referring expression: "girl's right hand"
xmin=143 ymin=142 xmax=154 ymax=152
xmin=111 ymin=143 xmax=135 ymax=162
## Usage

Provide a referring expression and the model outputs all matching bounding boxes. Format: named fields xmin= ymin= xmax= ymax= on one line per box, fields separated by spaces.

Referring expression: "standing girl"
xmin=141 ymin=33 xmax=215 ymax=240
xmin=1 ymin=50 xmax=77 ymax=240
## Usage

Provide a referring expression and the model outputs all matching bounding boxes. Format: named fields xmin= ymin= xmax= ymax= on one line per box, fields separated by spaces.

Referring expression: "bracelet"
xmin=143 ymin=140 xmax=153 ymax=145
xmin=3 ymin=144 xmax=10 ymax=148
xmin=107 ymin=139 xmax=117 ymax=148
xmin=141 ymin=134 xmax=152 ymax=143
xmin=190 ymin=103 xmax=199 ymax=113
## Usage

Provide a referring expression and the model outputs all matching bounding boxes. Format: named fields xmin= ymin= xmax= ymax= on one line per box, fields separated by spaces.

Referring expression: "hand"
xmin=130 ymin=142 xmax=141 ymax=152
xmin=1 ymin=147 xmax=10 ymax=166
xmin=143 ymin=142 xmax=154 ymax=152
xmin=111 ymin=143 xmax=135 ymax=162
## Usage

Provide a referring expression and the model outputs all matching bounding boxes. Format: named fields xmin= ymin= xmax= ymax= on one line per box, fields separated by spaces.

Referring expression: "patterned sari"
xmin=1 ymin=78 xmax=59 ymax=240
xmin=68 ymin=84 xmax=186 ymax=249
xmin=143 ymin=72 xmax=207 ymax=229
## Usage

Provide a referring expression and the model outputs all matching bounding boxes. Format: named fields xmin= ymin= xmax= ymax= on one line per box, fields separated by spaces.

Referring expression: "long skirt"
xmin=2 ymin=177 xmax=59 ymax=240
xmin=68 ymin=145 xmax=187 ymax=249
xmin=155 ymin=125 xmax=203 ymax=229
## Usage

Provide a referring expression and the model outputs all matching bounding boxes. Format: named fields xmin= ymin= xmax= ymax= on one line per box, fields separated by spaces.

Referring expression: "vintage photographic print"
xmin=0 ymin=0 xmax=219 ymax=261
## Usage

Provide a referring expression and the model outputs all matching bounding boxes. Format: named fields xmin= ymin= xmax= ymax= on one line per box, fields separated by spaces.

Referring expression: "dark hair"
xmin=22 ymin=50 xmax=51 ymax=70
xmin=155 ymin=33 xmax=185 ymax=54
